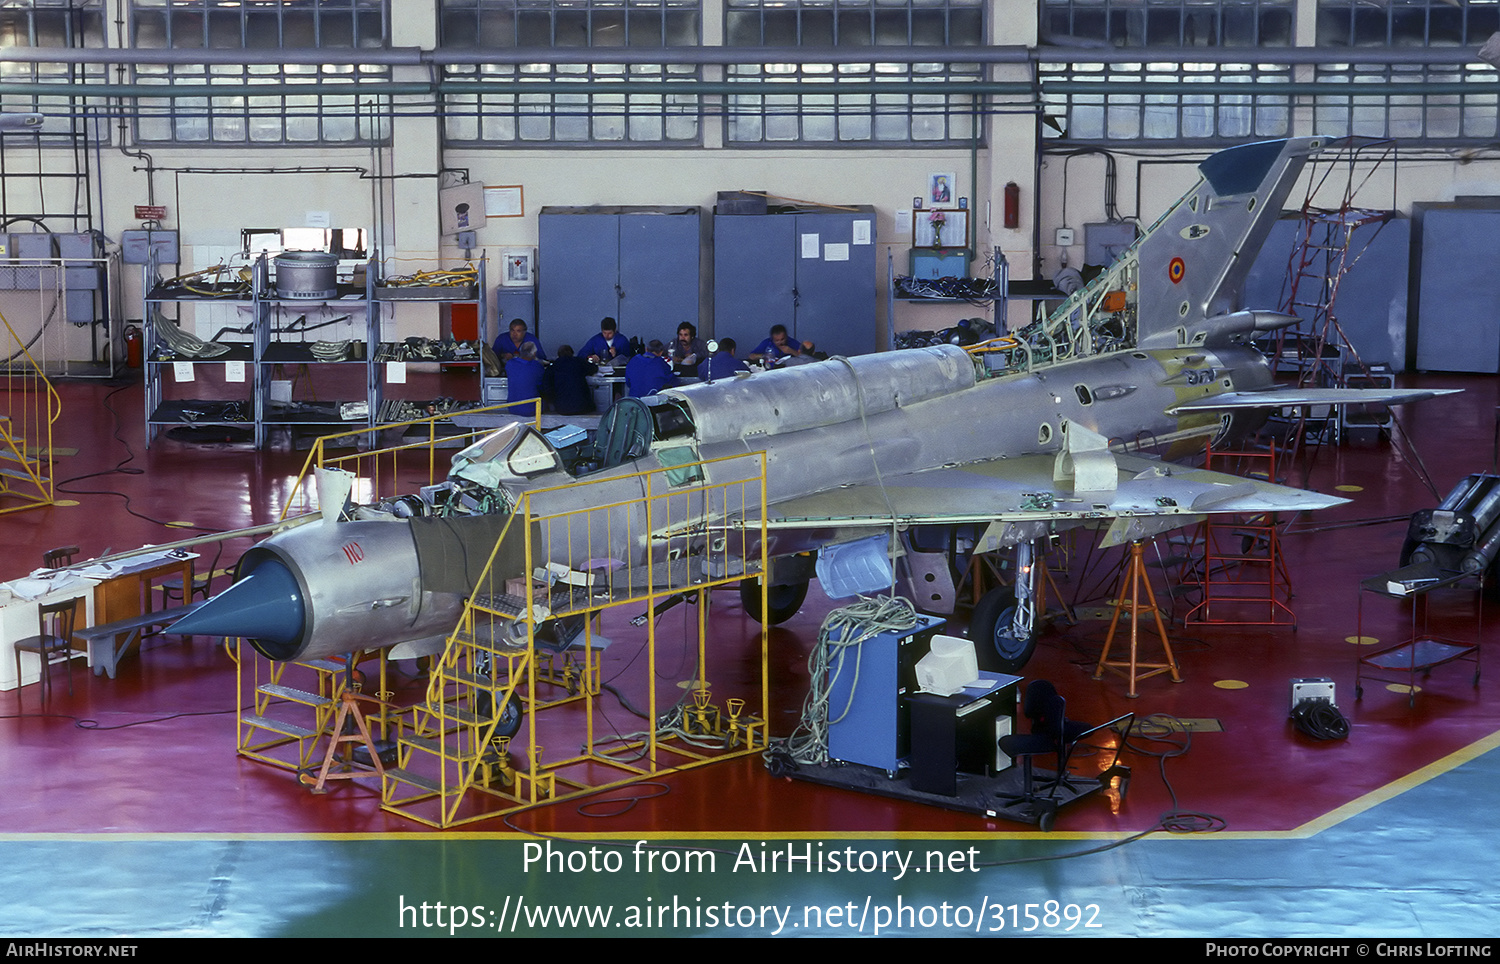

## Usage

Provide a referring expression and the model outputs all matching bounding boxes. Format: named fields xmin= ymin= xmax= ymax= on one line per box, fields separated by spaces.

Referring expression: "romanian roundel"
xmin=1168 ymin=257 xmax=1186 ymax=284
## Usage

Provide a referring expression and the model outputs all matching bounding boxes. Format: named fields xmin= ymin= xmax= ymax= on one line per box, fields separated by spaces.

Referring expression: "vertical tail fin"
xmin=1134 ymin=137 xmax=1325 ymax=349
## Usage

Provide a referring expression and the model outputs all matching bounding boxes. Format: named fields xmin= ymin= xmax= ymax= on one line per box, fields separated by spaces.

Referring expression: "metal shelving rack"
xmin=885 ymin=245 xmax=1008 ymax=349
xmin=143 ymin=256 xmax=488 ymax=447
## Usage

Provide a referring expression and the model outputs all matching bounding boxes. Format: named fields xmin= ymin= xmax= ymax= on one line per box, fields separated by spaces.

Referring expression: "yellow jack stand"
xmin=482 ymin=736 xmax=517 ymax=790
xmin=723 ymin=698 xmax=746 ymax=749
xmin=1093 ymin=541 xmax=1181 ymax=699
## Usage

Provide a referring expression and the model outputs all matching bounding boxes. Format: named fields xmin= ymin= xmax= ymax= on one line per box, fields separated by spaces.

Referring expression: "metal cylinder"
xmin=1461 ymin=516 xmax=1500 ymax=574
xmin=1460 ymin=478 xmax=1500 ymax=534
xmin=1437 ymin=476 xmax=1485 ymax=514
xmin=273 ymin=251 xmax=338 ymax=300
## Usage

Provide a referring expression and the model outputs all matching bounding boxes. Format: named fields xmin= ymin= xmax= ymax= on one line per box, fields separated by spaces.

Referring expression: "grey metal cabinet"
xmin=538 ymin=207 xmax=700 ymax=352
xmin=493 ymin=287 xmax=536 ymax=348
xmin=1413 ymin=206 xmax=1500 ymax=374
xmin=713 ymin=208 xmax=877 ymax=358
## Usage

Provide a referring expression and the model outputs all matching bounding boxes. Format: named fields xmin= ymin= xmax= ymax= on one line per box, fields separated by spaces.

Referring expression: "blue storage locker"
xmin=1414 ymin=207 xmax=1500 ymax=374
xmin=538 ymin=207 xmax=701 ymax=353
xmin=1244 ymin=215 xmax=1411 ymax=372
xmin=714 ymin=208 xmax=877 ymax=358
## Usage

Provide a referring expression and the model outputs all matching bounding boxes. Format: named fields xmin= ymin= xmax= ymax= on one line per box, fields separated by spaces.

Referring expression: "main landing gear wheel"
xmin=971 ymin=586 xmax=1037 ymax=673
xmin=739 ymin=577 xmax=809 ymax=625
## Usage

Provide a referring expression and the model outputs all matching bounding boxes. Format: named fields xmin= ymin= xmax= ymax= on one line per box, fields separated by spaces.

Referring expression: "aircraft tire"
xmin=971 ymin=587 xmax=1037 ymax=673
xmin=495 ymin=696 xmax=523 ymax=739
xmin=475 ymin=691 xmax=524 ymax=739
xmin=739 ymin=577 xmax=809 ymax=625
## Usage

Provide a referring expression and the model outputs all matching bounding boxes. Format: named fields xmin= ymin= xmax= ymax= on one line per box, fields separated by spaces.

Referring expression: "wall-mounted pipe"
xmin=0 ymin=80 xmax=1035 ymax=98
xmin=0 ymin=43 xmax=1487 ymax=69
xmin=0 ymin=78 xmax=1480 ymax=100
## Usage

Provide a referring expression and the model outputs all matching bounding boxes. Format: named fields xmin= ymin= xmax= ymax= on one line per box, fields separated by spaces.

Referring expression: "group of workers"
xmin=493 ymin=315 xmax=818 ymax=414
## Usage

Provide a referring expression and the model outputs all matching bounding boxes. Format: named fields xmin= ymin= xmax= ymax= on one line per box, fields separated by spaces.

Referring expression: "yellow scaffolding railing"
xmin=382 ymin=451 xmax=771 ymax=829
xmin=0 ymin=306 xmax=61 ymax=515
xmin=277 ymin=398 xmax=543 ymax=519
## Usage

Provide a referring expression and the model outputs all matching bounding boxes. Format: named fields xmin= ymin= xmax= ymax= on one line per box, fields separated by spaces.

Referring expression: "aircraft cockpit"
xmin=435 ymin=396 xmax=698 ymax=515
xmin=449 ymin=420 xmax=565 ymax=491
xmin=587 ymin=396 xmax=696 ymax=473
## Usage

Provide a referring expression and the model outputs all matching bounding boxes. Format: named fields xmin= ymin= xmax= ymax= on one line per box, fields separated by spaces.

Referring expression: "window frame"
xmin=439 ymin=0 xmax=704 ymax=148
xmin=0 ymin=0 xmax=108 ymax=141
xmin=723 ymin=0 xmax=987 ymax=148
xmin=128 ymin=0 xmax=391 ymax=147
xmin=1038 ymin=0 xmax=1295 ymax=146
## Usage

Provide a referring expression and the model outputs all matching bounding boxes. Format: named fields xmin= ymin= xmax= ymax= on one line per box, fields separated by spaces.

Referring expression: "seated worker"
xmin=544 ymin=344 xmax=598 ymax=416
xmin=505 ymin=341 xmax=545 ymax=406
xmin=494 ymin=319 xmax=547 ymax=362
xmin=747 ymin=324 xmax=812 ymax=365
xmin=625 ymin=340 xmax=677 ymax=398
xmin=698 ymin=338 xmax=750 ymax=382
xmin=581 ymin=317 xmax=631 ymax=367
xmin=670 ymin=322 xmax=709 ymax=371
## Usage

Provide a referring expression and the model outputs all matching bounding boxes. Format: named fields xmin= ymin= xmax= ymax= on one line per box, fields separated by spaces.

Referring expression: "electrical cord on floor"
xmin=56 ymin=381 xmax=219 ymax=532
xmin=973 ymin=712 xmax=1226 ymax=869
xmin=73 ymin=707 xmax=238 ymax=730
xmin=1292 ymin=699 xmax=1350 ymax=741
xmin=573 ymin=782 xmax=672 ymax=818
xmin=0 ymin=706 xmax=238 ymax=729
xmin=1121 ymin=713 xmax=1228 ymax=834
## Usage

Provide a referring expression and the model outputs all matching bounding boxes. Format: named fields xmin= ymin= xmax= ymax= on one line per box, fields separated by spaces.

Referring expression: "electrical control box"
xmin=826 ymin=614 xmax=946 ymax=772
xmin=0 ymin=234 xmax=100 ymax=325
xmin=122 ymin=229 xmax=180 ymax=267
xmin=1085 ymin=221 xmax=1139 ymax=267
xmin=1289 ymin=677 xmax=1336 ymax=717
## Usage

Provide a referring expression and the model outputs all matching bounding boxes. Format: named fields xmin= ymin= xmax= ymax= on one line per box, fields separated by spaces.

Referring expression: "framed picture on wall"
xmin=929 ymin=172 xmax=956 ymax=206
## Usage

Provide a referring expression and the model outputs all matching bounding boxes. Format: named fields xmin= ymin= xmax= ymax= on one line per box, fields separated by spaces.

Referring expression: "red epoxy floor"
xmin=1 ymin=371 xmax=1496 ymax=837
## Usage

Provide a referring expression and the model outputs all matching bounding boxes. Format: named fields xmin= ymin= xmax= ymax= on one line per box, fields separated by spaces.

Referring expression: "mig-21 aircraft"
xmin=171 ymin=136 xmax=1453 ymax=672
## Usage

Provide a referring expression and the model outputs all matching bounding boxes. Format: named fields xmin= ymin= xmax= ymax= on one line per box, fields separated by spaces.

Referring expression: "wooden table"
xmin=1 ymin=551 xmax=197 ymax=690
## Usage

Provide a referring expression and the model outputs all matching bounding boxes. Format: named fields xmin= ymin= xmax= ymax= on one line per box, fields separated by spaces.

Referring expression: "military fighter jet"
xmin=171 ymin=136 xmax=1453 ymax=672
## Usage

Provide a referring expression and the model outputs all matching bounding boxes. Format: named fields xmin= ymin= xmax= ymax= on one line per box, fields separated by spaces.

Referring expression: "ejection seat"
xmin=589 ymin=396 xmax=697 ymax=473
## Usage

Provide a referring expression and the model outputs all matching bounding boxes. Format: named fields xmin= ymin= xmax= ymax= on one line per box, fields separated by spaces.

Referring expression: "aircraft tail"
xmin=1133 ymin=137 xmax=1325 ymax=349
xmin=1036 ymin=138 xmax=1325 ymax=358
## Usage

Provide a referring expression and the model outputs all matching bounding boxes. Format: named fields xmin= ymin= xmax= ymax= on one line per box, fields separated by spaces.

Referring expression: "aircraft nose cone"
xmin=168 ymin=556 xmax=305 ymax=660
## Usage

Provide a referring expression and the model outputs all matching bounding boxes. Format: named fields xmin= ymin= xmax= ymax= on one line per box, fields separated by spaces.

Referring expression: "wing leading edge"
xmin=765 ymin=451 xmax=1346 ymax=549
xmin=1169 ymin=387 xmax=1460 ymax=414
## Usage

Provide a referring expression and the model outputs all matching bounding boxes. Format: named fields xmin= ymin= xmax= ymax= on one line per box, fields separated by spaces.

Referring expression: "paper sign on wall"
xmin=173 ymin=362 xmax=194 ymax=382
xmin=485 ymin=186 xmax=525 ymax=218
xmin=387 ymin=361 xmax=407 ymax=384
xmin=225 ymin=360 xmax=246 ymax=383
xmin=801 ymin=233 xmax=820 ymax=258
xmin=852 ymin=220 xmax=872 ymax=245
xmin=825 ymin=243 xmax=850 ymax=262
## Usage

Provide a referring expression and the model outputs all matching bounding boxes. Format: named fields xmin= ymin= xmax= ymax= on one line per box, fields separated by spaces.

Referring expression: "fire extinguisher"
xmin=1004 ymin=182 xmax=1021 ymax=230
xmin=124 ymin=325 xmax=142 ymax=368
